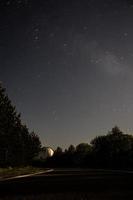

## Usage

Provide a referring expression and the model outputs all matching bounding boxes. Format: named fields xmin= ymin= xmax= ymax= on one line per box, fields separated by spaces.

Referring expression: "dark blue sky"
xmin=1 ymin=0 xmax=133 ymax=149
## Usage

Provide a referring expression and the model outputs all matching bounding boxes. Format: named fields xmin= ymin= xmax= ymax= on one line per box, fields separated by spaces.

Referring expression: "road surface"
xmin=0 ymin=169 xmax=133 ymax=199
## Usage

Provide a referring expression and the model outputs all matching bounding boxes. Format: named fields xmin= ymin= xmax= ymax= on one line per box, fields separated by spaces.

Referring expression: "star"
xmin=124 ymin=32 xmax=128 ymax=37
xmin=63 ymin=43 xmax=68 ymax=47
xmin=49 ymin=33 xmax=55 ymax=37
xmin=34 ymin=36 xmax=39 ymax=41
xmin=83 ymin=26 xmax=88 ymax=31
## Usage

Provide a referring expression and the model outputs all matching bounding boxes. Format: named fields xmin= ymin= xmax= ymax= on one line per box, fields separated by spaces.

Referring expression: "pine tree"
xmin=0 ymin=83 xmax=41 ymax=166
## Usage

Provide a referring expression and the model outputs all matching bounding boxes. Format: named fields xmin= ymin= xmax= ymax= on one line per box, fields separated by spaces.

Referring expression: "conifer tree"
xmin=0 ymin=83 xmax=41 ymax=166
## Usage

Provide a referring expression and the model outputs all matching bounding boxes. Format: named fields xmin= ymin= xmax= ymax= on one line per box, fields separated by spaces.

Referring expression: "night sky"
xmin=1 ymin=0 xmax=133 ymax=149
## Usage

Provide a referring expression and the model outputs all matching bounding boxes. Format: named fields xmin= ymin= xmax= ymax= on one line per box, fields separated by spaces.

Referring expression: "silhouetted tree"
xmin=0 ymin=83 xmax=41 ymax=166
xmin=91 ymin=126 xmax=133 ymax=168
xmin=74 ymin=143 xmax=91 ymax=166
xmin=76 ymin=143 xmax=91 ymax=153
xmin=62 ymin=145 xmax=76 ymax=167
xmin=42 ymin=126 xmax=133 ymax=169
xmin=67 ymin=145 xmax=75 ymax=154
xmin=54 ymin=147 xmax=63 ymax=156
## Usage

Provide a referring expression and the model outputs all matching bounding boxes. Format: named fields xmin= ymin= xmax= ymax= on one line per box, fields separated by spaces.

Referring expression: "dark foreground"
xmin=0 ymin=169 xmax=133 ymax=199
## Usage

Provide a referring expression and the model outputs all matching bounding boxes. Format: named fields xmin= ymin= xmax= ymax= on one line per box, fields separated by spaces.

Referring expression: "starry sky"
xmin=1 ymin=0 xmax=133 ymax=149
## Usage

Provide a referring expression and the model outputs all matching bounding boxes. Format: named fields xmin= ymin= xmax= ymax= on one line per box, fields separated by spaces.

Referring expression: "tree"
xmin=0 ymin=84 xmax=21 ymax=166
xmin=0 ymin=83 xmax=41 ymax=166
xmin=74 ymin=143 xmax=91 ymax=166
xmin=91 ymin=126 xmax=133 ymax=168
xmin=54 ymin=146 xmax=63 ymax=156
xmin=67 ymin=145 xmax=75 ymax=154
xmin=28 ymin=131 xmax=41 ymax=161
xmin=76 ymin=143 xmax=91 ymax=153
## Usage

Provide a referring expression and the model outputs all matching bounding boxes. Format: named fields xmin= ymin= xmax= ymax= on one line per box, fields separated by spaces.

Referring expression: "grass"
xmin=0 ymin=166 xmax=44 ymax=179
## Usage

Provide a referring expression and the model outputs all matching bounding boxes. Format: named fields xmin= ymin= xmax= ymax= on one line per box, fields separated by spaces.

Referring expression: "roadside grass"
xmin=0 ymin=166 xmax=44 ymax=179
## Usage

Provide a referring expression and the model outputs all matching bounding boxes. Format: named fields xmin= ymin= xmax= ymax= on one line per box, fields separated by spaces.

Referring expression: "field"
xmin=0 ymin=169 xmax=133 ymax=199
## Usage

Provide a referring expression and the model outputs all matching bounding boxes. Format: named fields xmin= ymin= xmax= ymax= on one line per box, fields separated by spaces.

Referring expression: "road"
xmin=0 ymin=169 xmax=133 ymax=199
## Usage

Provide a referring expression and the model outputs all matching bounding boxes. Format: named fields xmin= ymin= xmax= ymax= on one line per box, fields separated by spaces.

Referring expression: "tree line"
xmin=45 ymin=126 xmax=133 ymax=169
xmin=0 ymin=83 xmax=41 ymax=167
xmin=1 ymin=83 xmax=133 ymax=170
